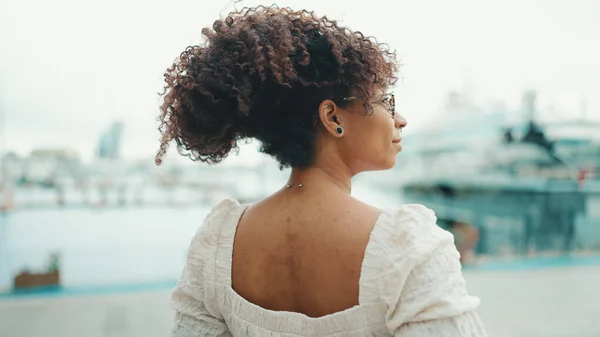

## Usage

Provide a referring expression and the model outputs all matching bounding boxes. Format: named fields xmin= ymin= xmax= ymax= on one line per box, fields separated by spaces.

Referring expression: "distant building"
xmin=97 ymin=122 xmax=124 ymax=159
xmin=24 ymin=148 xmax=81 ymax=184
xmin=30 ymin=148 xmax=79 ymax=160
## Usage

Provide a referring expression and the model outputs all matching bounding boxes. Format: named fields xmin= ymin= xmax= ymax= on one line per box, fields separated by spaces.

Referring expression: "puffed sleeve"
xmin=169 ymin=200 xmax=237 ymax=337
xmin=380 ymin=205 xmax=487 ymax=337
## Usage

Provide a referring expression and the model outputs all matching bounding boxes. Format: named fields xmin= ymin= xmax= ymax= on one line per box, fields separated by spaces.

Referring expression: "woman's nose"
xmin=395 ymin=113 xmax=407 ymax=129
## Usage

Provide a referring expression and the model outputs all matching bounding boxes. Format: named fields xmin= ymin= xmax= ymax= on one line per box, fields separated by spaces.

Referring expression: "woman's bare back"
xmin=231 ymin=189 xmax=382 ymax=318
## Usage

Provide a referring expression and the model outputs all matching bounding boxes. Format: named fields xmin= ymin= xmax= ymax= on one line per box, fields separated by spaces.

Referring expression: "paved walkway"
xmin=1 ymin=265 xmax=599 ymax=337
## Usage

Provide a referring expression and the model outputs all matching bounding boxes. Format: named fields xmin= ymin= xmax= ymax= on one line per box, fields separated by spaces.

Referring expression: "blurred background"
xmin=1 ymin=0 xmax=599 ymax=336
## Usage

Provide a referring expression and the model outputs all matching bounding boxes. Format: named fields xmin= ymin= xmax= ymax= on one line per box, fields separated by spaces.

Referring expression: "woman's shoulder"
xmin=370 ymin=203 xmax=453 ymax=257
xmin=200 ymin=198 xmax=245 ymax=229
xmin=186 ymin=198 xmax=247 ymax=259
xmin=363 ymin=203 xmax=461 ymax=294
xmin=365 ymin=204 xmax=481 ymax=325
xmin=362 ymin=202 xmax=456 ymax=284
xmin=171 ymin=199 xmax=247 ymax=320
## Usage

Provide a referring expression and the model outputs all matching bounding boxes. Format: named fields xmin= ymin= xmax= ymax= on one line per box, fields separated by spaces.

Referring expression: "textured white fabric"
xmin=169 ymin=199 xmax=487 ymax=337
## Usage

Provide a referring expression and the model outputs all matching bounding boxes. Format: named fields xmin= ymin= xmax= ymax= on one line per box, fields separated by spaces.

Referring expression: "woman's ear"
xmin=318 ymin=100 xmax=344 ymax=138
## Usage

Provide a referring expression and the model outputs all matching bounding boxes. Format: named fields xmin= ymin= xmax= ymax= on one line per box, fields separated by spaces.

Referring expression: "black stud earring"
xmin=335 ymin=126 xmax=344 ymax=135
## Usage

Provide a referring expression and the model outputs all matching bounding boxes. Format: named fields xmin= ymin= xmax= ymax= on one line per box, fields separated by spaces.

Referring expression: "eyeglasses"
xmin=336 ymin=92 xmax=396 ymax=118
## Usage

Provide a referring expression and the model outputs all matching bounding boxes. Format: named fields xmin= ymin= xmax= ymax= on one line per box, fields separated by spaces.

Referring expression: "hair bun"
xmin=155 ymin=6 xmax=399 ymax=167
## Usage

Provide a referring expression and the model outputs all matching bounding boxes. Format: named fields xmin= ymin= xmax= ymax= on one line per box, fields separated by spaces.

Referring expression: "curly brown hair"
xmin=155 ymin=5 xmax=399 ymax=168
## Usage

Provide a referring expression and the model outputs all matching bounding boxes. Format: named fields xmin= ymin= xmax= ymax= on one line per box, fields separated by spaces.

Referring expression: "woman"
xmin=156 ymin=6 xmax=487 ymax=336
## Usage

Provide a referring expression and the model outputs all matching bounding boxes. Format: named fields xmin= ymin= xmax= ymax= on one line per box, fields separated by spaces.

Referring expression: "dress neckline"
xmin=216 ymin=199 xmax=393 ymax=321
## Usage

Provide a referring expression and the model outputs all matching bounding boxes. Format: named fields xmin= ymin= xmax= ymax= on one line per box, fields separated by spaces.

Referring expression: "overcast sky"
xmin=1 ymin=0 xmax=599 ymax=163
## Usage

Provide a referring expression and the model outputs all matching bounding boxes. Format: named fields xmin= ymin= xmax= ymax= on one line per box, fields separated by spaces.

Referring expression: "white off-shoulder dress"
xmin=170 ymin=199 xmax=487 ymax=336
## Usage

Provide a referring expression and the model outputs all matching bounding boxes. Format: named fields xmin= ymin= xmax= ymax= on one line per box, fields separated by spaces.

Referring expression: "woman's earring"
xmin=336 ymin=115 xmax=344 ymax=135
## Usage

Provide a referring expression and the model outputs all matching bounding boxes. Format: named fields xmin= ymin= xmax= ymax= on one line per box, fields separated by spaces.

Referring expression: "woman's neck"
xmin=287 ymin=164 xmax=352 ymax=194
